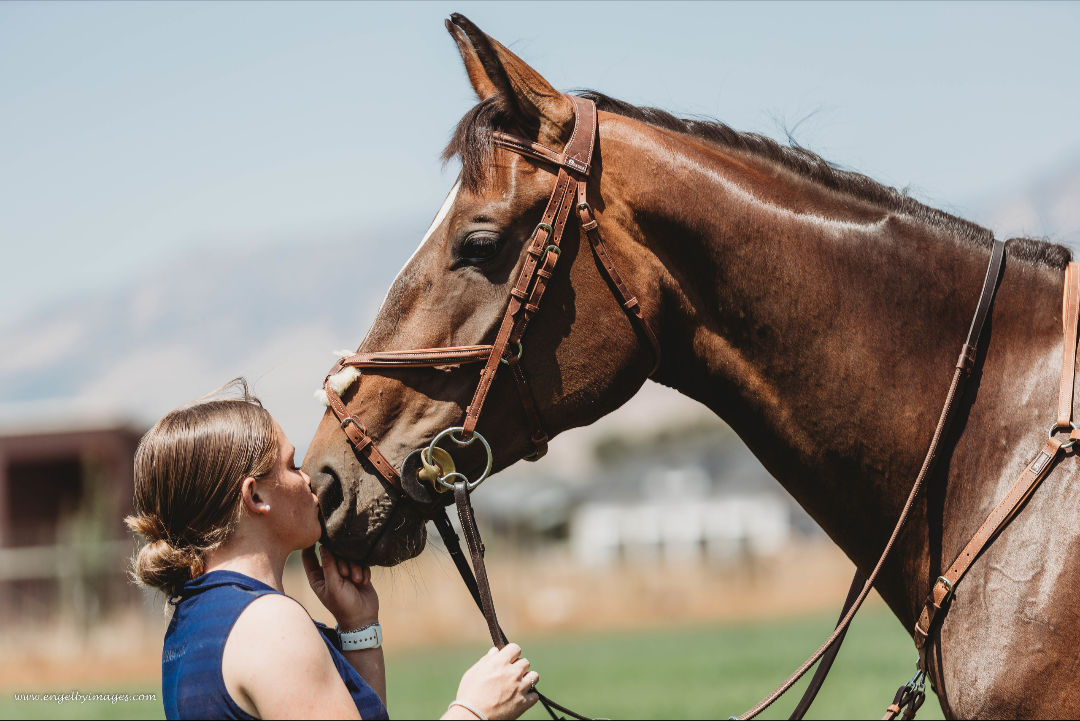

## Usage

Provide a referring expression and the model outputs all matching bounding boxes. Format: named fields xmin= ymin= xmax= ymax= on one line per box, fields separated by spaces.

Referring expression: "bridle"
xmin=321 ymin=94 xmax=1080 ymax=721
xmin=321 ymin=94 xmax=661 ymax=510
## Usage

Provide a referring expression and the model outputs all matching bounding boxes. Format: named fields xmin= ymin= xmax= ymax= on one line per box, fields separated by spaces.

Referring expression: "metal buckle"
xmin=544 ymin=244 xmax=562 ymax=258
xmin=1048 ymin=421 xmax=1078 ymax=450
xmin=935 ymin=576 xmax=955 ymax=606
xmin=529 ymin=223 xmax=554 ymax=244
xmin=340 ymin=417 xmax=365 ymax=433
xmin=424 ymin=427 xmax=493 ymax=492
xmin=576 ymin=202 xmax=592 ymax=214
xmin=499 ymin=341 xmax=523 ymax=366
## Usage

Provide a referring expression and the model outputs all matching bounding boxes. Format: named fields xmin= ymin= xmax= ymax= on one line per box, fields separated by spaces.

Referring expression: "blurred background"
xmin=2 ymin=1 xmax=1079 ymax=718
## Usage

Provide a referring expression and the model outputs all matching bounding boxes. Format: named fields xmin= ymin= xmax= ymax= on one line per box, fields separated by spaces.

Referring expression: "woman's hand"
xmin=301 ymin=545 xmax=378 ymax=631
xmin=443 ymin=644 xmax=539 ymax=720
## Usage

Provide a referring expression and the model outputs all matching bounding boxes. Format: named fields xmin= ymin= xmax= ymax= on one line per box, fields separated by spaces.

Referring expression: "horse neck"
xmin=600 ymin=117 xmax=995 ymax=582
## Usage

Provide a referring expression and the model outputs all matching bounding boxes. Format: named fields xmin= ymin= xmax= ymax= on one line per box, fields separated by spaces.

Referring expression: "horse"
xmin=302 ymin=14 xmax=1079 ymax=718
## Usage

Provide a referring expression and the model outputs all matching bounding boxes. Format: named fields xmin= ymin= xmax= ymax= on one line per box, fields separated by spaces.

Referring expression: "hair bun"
xmin=126 ymin=514 xmax=164 ymax=542
xmin=128 ymin=520 xmax=205 ymax=598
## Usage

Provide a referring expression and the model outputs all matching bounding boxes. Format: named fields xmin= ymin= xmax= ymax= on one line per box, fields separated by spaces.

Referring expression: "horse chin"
xmin=363 ymin=501 xmax=428 ymax=567
xmin=323 ymin=496 xmax=427 ymax=567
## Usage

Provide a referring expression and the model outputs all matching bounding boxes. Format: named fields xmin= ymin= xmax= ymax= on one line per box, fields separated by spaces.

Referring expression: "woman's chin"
xmin=301 ymin=522 xmax=324 ymax=551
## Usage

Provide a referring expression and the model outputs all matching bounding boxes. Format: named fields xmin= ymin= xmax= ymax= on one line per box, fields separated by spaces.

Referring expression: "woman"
xmin=127 ymin=381 xmax=538 ymax=720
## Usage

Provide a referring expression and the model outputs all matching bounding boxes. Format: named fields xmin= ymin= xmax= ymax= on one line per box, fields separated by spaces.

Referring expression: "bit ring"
xmin=426 ymin=427 xmax=493 ymax=491
xmin=1049 ymin=421 xmax=1078 ymax=450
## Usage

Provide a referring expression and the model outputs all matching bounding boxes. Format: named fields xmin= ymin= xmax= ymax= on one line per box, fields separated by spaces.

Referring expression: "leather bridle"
xmin=321 ymin=95 xmax=660 ymax=510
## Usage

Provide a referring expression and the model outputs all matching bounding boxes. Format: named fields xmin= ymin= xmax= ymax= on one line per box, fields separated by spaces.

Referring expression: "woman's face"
xmin=264 ymin=420 xmax=323 ymax=551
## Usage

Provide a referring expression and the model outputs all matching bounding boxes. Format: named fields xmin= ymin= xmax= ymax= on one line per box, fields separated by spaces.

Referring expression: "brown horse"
xmin=303 ymin=14 xmax=1079 ymax=718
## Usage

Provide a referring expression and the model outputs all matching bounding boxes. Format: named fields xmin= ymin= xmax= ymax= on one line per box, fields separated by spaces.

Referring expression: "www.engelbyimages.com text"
xmin=12 ymin=692 xmax=157 ymax=704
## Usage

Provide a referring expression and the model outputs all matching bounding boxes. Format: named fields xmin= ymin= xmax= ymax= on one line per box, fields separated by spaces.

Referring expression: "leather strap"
xmin=454 ymin=481 xmax=509 ymax=649
xmin=431 ymin=512 xmax=487 ymax=612
xmin=576 ymin=181 xmax=662 ymax=376
xmin=957 ymin=239 xmax=1007 ymax=372
xmin=435 ymin=501 xmax=591 ymax=721
xmin=881 ymin=679 xmax=926 ymax=720
xmin=322 ymin=376 xmax=402 ymax=491
xmin=507 ymin=355 xmax=549 ymax=460
xmin=489 ymin=95 xmax=596 ymax=176
xmin=338 ymin=346 xmax=494 ymax=368
xmin=491 ymin=133 xmax=569 ymax=169
xmin=1058 ymin=263 xmax=1080 ymax=427
xmin=461 ymin=164 xmax=575 ymax=439
xmin=738 ymin=239 xmax=1007 ymax=720
xmin=913 ymin=259 xmax=1080 ymax=650
xmin=788 ymin=570 xmax=865 ymax=720
xmin=913 ymin=436 xmax=1063 ymax=649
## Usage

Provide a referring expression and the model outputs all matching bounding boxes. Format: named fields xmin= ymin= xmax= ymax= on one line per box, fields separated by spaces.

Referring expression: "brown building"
xmin=0 ymin=406 xmax=147 ymax=622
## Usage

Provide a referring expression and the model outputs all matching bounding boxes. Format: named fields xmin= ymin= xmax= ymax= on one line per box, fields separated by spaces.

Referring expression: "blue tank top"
xmin=161 ymin=570 xmax=388 ymax=720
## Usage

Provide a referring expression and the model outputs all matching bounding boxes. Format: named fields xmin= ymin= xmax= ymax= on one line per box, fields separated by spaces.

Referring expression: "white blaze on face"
xmin=419 ymin=179 xmax=462 ymax=248
xmin=382 ymin=178 xmax=461 ymax=309
xmin=381 ymin=178 xmax=461 ymax=310
xmin=315 ymin=180 xmax=464 ymax=406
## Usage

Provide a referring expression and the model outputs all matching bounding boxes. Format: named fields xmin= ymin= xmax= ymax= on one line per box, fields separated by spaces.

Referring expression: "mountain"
xmin=978 ymin=149 xmax=1080 ymax=251
xmin=0 ymin=231 xmax=418 ymax=457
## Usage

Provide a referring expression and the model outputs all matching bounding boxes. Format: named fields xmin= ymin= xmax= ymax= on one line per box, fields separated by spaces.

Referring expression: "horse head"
xmin=303 ymin=15 xmax=660 ymax=565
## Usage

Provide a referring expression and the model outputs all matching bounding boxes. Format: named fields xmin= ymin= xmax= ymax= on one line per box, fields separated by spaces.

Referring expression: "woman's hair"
xmin=125 ymin=379 xmax=279 ymax=598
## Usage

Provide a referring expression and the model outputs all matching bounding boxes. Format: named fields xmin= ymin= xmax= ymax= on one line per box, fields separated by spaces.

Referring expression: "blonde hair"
xmin=125 ymin=379 xmax=279 ymax=597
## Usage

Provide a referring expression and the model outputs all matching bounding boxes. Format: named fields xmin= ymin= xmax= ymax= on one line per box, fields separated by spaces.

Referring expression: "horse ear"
xmin=447 ymin=14 xmax=575 ymax=146
xmin=445 ymin=19 xmax=498 ymax=100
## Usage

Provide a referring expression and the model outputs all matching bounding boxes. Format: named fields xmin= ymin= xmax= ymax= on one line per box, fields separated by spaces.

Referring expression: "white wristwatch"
xmin=337 ymin=622 xmax=382 ymax=651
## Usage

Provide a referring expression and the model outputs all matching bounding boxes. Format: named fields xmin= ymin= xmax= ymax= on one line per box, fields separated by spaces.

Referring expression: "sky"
xmin=3 ymin=1 xmax=1080 ymax=327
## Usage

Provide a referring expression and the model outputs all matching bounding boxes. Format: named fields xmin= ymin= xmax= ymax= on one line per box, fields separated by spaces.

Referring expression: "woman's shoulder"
xmin=229 ymin=592 xmax=324 ymax=656
xmin=223 ymin=592 xmax=360 ymax=719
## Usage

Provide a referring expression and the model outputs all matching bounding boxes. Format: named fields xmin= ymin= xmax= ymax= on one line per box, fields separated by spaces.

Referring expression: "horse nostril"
xmin=313 ymin=466 xmax=344 ymax=518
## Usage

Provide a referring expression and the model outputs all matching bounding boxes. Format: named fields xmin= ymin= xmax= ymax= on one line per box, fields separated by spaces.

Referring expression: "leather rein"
xmin=322 ymin=94 xmax=1080 ymax=720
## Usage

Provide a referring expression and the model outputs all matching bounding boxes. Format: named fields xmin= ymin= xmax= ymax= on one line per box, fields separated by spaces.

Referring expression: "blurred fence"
xmin=0 ymin=416 xmax=147 ymax=628
xmin=571 ymin=494 xmax=789 ymax=567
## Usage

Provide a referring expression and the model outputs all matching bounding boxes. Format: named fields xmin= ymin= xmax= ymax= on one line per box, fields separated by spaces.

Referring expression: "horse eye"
xmin=461 ymin=233 xmax=502 ymax=264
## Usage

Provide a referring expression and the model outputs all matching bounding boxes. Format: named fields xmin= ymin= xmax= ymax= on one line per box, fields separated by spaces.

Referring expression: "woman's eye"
xmin=461 ymin=233 xmax=502 ymax=264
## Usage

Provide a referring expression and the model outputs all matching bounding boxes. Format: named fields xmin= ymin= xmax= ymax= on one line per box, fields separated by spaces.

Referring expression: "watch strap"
xmin=337 ymin=622 xmax=382 ymax=651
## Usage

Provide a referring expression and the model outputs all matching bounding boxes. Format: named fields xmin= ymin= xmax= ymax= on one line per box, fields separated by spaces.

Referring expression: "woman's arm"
xmin=222 ymin=594 xmax=362 ymax=719
xmin=303 ymin=545 xmax=387 ymax=703
xmin=303 ymin=545 xmax=539 ymax=720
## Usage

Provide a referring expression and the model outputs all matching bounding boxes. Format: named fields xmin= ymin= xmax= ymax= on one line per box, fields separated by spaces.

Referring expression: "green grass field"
xmin=0 ymin=607 xmax=944 ymax=720
xmin=384 ymin=607 xmax=943 ymax=720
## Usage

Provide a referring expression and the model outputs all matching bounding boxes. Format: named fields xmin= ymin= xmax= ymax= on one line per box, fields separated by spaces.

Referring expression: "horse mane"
xmin=443 ymin=90 xmax=1070 ymax=270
